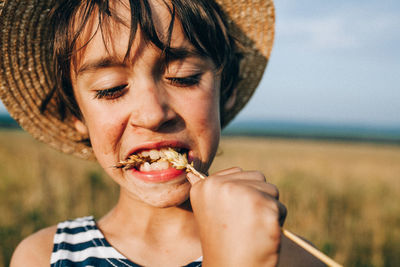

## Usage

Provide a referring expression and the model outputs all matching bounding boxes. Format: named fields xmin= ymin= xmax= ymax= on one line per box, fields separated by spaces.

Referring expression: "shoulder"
xmin=10 ymin=225 xmax=57 ymax=267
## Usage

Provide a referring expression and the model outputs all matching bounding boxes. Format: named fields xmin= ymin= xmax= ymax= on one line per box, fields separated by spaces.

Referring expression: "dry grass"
xmin=0 ymin=130 xmax=399 ymax=266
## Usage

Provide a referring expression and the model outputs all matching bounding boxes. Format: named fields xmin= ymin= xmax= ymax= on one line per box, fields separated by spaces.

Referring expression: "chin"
xmin=137 ymin=182 xmax=192 ymax=208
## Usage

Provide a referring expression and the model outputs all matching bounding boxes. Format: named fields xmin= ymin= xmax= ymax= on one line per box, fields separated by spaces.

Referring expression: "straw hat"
xmin=0 ymin=0 xmax=274 ymax=159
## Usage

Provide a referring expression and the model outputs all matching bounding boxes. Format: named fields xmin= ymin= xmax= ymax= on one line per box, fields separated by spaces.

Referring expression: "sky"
xmin=234 ymin=0 xmax=400 ymax=127
xmin=1 ymin=0 xmax=399 ymax=127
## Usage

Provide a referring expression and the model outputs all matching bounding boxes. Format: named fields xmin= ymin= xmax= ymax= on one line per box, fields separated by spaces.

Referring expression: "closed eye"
xmin=94 ymin=84 xmax=128 ymax=100
xmin=166 ymin=74 xmax=202 ymax=87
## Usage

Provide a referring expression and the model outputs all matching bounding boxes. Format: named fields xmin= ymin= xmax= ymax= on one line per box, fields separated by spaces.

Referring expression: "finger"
xmin=229 ymin=180 xmax=284 ymax=223
xmin=235 ymin=180 xmax=280 ymax=199
xmin=211 ymin=167 xmax=243 ymax=176
xmin=261 ymin=197 xmax=287 ymax=227
xmin=187 ymin=172 xmax=203 ymax=185
xmin=278 ymin=201 xmax=287 ymax=226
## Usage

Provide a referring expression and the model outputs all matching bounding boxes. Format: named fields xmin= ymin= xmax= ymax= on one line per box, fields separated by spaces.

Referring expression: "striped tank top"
xmin=51 ymin=216 xmax=202 ymax=267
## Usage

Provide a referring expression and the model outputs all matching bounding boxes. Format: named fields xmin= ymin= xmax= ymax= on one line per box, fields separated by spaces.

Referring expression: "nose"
xmin=128 ymin=81 xmax=176 ymax=131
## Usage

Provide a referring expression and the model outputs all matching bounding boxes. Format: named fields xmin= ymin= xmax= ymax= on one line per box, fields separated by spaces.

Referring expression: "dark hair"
xmin=42 ymin=0 xmax=242 ymax=126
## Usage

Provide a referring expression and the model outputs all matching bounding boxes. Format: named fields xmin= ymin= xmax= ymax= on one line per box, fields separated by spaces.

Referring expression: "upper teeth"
xmin=138 ymin=148 xmax=170 ymax=160
xmin=149 ymin=149 xmax=161 ymax=160
xmin=136 ymin=148 xmax=181 ymax=172
xmin=114 ymin=147 xmax=186 ymax=171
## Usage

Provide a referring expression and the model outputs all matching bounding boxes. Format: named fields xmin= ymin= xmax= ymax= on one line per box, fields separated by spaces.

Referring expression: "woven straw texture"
xmin=0 ymin=0 xmax=274 ymax=159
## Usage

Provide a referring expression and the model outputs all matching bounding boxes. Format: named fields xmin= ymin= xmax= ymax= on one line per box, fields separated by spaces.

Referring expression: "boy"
xmin=1 ymin=0 xmax=325 ymax=266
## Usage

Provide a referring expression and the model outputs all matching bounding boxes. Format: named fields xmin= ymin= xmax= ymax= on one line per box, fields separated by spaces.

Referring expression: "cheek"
xmin=91 ymin=122 xmax=123 ymax=155
xmin=82 ymin=106 xmax=128 ymax=159
xmin=181 ymin=76 xmax=220 ymax=125
xmin=178 ymin=81 xmax=221 ymax=151
xmin=189 ymin=84 xmax=220 ymax=133
xmin=194 ymin=105 xmax=220 ymax=138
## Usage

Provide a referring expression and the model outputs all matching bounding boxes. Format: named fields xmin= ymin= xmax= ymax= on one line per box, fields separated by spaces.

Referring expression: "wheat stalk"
xmin=114 ymin=148 xmax=206 ymax=179
xmin=283 ymin=229 xmax=342 ymax=267
xmin=162 ymin=148 xmax=206 ymax=179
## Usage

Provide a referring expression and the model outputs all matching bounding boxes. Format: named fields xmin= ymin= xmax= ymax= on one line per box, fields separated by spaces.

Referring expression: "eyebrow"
xmin=76 ymin=47 xmax=206 ymax=76
xmin=77 ymin=57 xmax=127 ymax=76
xmin=165 ymin=47 xmax=205 ymax=61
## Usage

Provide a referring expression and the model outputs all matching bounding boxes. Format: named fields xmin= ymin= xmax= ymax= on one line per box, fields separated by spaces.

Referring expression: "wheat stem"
xmin=283 ymin=229 xmax=343 ymax=267
xmin=185 ymin=164 xmax=206 ymax=179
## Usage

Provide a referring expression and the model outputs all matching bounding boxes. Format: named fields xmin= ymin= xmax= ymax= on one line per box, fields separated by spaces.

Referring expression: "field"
xmin=0 ymin=130 xmax=399 ymax=266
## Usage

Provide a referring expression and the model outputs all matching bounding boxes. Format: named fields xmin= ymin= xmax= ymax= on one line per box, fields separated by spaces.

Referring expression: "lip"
xmin=130 ymin=167 xmax=186 ymax=183
xmin=123 ymin=140 xmax=190 ymax=160
xmin=122 ymin=140 xmax=192 ymax=183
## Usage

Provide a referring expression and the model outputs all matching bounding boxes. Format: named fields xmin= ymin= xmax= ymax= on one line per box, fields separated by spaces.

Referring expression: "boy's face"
xmin=71 ymin=0 xmax=221 ymax=207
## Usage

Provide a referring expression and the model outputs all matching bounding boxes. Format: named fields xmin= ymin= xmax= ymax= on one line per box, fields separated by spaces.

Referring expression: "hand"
xmin=188 ymin=167 xmax=287 ymax=267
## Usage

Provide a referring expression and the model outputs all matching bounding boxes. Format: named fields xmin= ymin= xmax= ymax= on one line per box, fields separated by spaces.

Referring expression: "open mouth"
xmin=115 ymin=147 xmax=189 ymax=172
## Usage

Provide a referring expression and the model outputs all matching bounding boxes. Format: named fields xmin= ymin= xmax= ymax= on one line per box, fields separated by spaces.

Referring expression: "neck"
xmin=98 ymin=191 xmax=198 ymax=242
xmin=98 ymin=191 xmax=202 ymax=266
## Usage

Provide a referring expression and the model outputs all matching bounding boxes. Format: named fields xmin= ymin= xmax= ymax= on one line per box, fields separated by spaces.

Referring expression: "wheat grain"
xmin=114 ymin=148 xmax=206 ymax=179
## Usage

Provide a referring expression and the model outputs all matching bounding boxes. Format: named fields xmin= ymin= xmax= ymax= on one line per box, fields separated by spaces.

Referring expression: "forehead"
xmin=72 ymin=0 xmax=192 ymax=72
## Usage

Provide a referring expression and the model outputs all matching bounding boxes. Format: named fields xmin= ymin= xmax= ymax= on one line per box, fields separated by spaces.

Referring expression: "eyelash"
xmin=93 ymin=73 xmax=202 ymax=100
xmin=166 ymin=74 xmax=202 ymax=87
xmin=94 ymin=84 xmax=128 ymax=100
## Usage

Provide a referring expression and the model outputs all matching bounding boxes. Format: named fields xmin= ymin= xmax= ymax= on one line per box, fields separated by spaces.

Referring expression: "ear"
xmin=73 ymin=117 xmax=88 ymax=136
xmin=223 ymin=88 xmax=237 ymax=112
